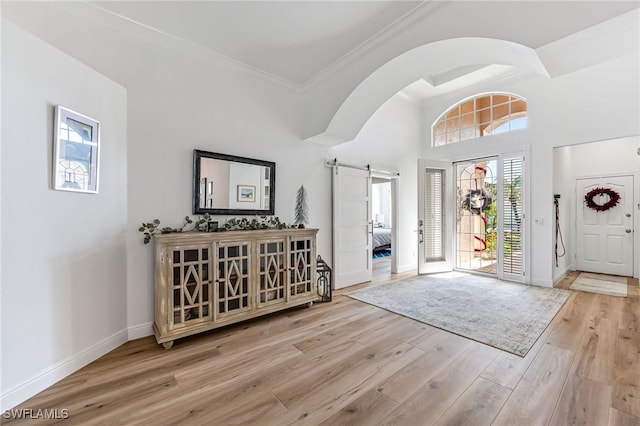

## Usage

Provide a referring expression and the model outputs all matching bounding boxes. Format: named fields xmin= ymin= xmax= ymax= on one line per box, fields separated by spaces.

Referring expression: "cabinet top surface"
xmin=153 ymin=227 xmax=318 ymax=243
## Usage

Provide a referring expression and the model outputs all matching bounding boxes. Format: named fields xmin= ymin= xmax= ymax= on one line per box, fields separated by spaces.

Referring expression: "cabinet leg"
xmin=307 ymin=301 xmax=314 ymax=308
xmin=161 ymin=341 xmax=174 ymax=350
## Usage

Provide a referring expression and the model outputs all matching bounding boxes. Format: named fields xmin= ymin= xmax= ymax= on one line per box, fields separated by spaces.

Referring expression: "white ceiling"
xmin=89 ymin=1 xmax=423 ymax=85
xmin=86 ymin=1 xmax=639 ymax=89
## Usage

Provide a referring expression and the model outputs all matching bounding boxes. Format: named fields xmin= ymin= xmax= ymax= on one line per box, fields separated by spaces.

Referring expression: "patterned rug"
xmin=570 ymin=272 xmax=627 ymax=297
xmin=372 ymin=248 xmax=391 ymax=259
xmin=347 ymin=272 xmax=570 ymax=357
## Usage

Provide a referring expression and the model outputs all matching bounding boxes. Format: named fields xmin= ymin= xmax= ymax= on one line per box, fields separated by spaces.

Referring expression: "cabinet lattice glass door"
xmin=217 ymin=241 xmax=251 ymax=317
xmin=257 ymin=239 xmax=287 ymax=306
xmin=170 ymin=246 xmax=212 ymax=327
xmin=289 ymin=237 xmax=314 ymax=298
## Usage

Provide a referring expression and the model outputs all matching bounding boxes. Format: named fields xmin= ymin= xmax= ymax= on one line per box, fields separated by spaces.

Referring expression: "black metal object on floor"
xmin=316 ymin=255 xmax=332 ymax=302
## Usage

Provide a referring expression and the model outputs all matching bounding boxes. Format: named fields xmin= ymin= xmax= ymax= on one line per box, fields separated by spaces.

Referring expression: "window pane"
xmin=446 ymin=131 xmax=460 ymax=144
xmin=424 ymin=169 xmax=444 ymax=262
xmin=446 ymin=105 xmax=460 ymax=119
xmin=492 ymin=103 xmax=510 ymax=122
xmin=492 ymin=94 xmax=510 ymax=105
xmin=460 ymin=112 xmax=475 ymax=128
xmin=511 ymin=100 xmax=527 ymax=114
xmin=434 ymin=133 xmax=447 ymax=146
xmin=460 ymin=99 xmax=475 ymax=114
xmin=432 ymin=94 xmax=527 ymax=146
xmin=460 ymin=127 xmax=477 ymax=140
xmin=446 ymin=117 xmax=460 ymax=132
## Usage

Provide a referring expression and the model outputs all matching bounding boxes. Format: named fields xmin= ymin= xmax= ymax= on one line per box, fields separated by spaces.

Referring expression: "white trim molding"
xmin=0 ymin=329 xmax=128 ymax=411
xmin=127 ymin=322 xmax=154 ymax=341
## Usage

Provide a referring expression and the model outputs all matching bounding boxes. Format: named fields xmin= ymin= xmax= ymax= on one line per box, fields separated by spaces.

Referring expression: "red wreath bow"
xmin=584 ymin=187 xmax=621 ymax=212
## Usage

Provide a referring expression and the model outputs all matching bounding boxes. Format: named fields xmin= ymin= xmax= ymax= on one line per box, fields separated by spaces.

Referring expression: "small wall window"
xmin=432 ymin=93 xmax=527 ymax=146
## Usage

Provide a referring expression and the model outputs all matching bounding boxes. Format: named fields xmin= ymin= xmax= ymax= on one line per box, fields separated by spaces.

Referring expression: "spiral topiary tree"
xmin=294 ymin=185 xmax=309 ymax=227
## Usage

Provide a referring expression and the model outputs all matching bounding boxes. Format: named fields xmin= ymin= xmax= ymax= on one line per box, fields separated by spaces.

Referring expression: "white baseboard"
xmin=395 ymin=263 xmax=415 ymax=274
xmin=553 ymin=268 xmax=569 ymax=286
xmin=0 ymin=329 xmax=128 ymax=411
xmin=127 ymin=322 xmax=154 ymax=341
xmin=530 ymin=277 xmax=554 ymax=288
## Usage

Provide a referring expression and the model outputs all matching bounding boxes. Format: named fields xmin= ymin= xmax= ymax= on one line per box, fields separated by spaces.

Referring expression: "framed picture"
xmin=237 ymin=185 xmax=256 ymax=202
xmin=53 ymin=106 xmax=100 ymax=193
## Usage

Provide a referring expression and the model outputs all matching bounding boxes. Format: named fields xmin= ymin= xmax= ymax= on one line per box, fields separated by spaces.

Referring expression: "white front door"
xmin=418 ymin=159 xmax=454 ymax=274
xmin=333 ymin=166 xmax=373 ymax=288
xmin=576 ymin=175 xmax=634 ymax=276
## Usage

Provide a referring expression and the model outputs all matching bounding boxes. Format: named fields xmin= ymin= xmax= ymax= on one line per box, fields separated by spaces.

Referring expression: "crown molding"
xmin=55 ymin=1 xmax=304 ymax=92
xmin=303 ymin=1 xmax=451 ymax=90
xmin=65 ymin=1 xmax=450 ymax=93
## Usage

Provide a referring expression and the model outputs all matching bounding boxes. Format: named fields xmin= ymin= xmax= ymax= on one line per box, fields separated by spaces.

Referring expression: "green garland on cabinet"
xmin=139 ymin=215 xmax=292 ymax=244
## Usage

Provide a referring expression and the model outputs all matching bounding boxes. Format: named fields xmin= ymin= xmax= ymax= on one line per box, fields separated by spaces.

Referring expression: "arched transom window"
xmin=433 ymin=93 xmax=527 ymax=146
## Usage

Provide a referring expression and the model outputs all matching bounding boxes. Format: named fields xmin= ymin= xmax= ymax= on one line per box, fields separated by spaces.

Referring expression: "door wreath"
xmin=461 ymin=189 xmax=492 ymax=213
xmin=584 ymin=187 xmax=621 ymax=212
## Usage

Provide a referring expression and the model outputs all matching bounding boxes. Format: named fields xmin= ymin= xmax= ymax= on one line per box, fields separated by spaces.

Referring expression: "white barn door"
xmin=333 ymin=166 xmax=373 ymax=289
xmin=576 ymin=175 xmax=634 ymax=276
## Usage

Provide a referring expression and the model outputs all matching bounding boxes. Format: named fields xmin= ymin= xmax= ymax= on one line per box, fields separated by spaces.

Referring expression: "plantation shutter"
xmin=425 ymin=169 xmax=445 ymax=262
xmin=502 ymin=157 xmax=524 ymax=277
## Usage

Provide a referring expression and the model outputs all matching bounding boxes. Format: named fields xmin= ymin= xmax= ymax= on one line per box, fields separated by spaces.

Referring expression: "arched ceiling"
xmin=305 ymin=38 xmax=549 ymax=146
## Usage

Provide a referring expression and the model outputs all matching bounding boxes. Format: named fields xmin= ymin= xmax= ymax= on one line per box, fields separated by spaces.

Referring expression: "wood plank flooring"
xmin=5 ymin=269 xmax=639 ymax=425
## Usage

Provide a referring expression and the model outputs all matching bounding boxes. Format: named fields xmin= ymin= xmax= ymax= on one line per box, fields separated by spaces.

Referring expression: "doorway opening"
xmin=425 ymin=154 xmax=525 ymax=282
xmin=372 ymin=177 xmax=393 ymax=280
xmin=552 ymin=137 xmax=639 ymax=281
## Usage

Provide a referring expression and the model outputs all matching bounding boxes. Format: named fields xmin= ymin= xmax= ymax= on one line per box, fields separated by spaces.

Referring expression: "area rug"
xmin=347 ymin=273 xmax=570 ymax=357
xmin=373 ymin=248 xmax=391 ymax=259
xmin=569 ymin=272 xmax=627 ymax=297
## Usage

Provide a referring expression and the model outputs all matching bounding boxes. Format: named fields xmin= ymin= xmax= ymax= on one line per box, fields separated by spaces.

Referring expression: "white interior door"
xmin=576 ymin=175 xmax=634 ymax=276
xmin=333 ymin=166 xmax=372 ymax=288
xmin=418 ymin=159 xmax=453 ymax=274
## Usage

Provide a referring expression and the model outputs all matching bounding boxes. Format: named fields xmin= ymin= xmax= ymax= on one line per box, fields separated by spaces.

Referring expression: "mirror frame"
xmin=193 ymin=149 xmax=276 ymax=216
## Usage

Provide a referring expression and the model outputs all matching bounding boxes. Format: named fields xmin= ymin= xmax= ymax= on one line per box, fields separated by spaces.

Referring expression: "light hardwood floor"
xmin=6 ymin=270 xmax=639 ymax=425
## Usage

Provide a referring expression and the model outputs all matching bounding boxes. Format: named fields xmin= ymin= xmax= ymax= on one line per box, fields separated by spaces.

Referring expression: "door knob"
xmin=626 ymin=229 xmax=632 ymax=233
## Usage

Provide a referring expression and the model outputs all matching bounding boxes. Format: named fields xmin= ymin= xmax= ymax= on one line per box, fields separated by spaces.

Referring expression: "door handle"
xmin=626 ymin=229 xmax=632 ymax=233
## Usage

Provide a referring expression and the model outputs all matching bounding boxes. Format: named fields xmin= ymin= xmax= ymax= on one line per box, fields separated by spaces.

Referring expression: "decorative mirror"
xmin=193 ymin=150 xmax=275 ymax=215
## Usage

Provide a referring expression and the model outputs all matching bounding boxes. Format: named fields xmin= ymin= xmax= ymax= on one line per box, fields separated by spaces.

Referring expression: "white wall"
xmin=553 ymin=136 xmax=640 ymax=281
xmin=421 ymin=54 xmax=640 ymax=286
xmin=0 ymin=3 xmax=334 ymax=336
xmin=331 ymin=95 xmax=422 ymax=271
xmin=117 ymin=25 xmax=332 ymax=333
xmin=552 ymin=146 xmax=573 ymax=281
xmin=2 ymin=1 xmax=638 ymax=410
xmin=1 ymin=20 xmax=128 ymax=409
xmin=302 ymin=2 xmax=639 ymax=141
xmin=229 ymin=163 xmax=262 ymax=210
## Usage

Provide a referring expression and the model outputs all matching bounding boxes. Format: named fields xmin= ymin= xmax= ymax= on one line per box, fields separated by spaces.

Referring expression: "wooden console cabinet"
xmin=153 ymin=228 xmax=319 ymax=348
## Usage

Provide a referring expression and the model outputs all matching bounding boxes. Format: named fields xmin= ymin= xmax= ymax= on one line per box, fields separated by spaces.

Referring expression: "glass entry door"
xmin=454 ymin=155 xmax=526 ymax=281
xmin=456 ymin=159 xmax=498 ymax=274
